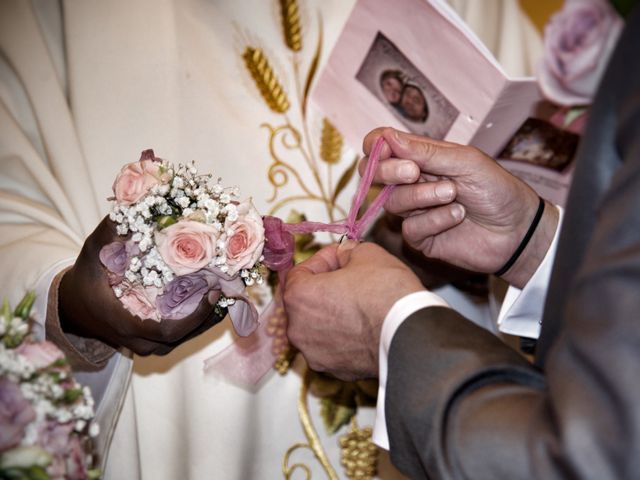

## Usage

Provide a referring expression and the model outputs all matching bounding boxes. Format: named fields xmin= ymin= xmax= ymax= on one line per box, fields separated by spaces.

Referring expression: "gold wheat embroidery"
xmin=279 ymin=0 xmax=303 ymax=52
xmin=320 ymin=118 xmax=343 ymax=164
xmin=243 ymin=47 xmax=290 ymax=113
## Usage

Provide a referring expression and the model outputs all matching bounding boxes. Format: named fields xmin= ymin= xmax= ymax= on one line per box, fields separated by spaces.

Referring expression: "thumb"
xmin=336 ymin=240 xmax=358 ymax=268
xmin=285 ymin=244 xmax=340 ymax=289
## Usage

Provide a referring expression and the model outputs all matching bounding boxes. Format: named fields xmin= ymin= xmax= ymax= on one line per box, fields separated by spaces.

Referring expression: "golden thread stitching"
xmin=320 ymin=118 xmax=343 ymax=165
xmin=279 ymin=0 xmax=303 ymax=52
xmin=243 ymin=47 xmax=290 ymax=113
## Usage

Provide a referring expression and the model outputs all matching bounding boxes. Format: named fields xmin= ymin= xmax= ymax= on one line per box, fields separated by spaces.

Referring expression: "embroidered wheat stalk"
xmin=320 ymin=118 xmax=343 ymax=164
xmin=243 ymin=47 xmax=290 ymax=114
xmin=279 ymin=0 xmax=302 ymax=52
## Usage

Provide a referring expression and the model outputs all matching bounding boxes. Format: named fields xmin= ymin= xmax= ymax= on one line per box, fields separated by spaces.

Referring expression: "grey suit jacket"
xmin=385 ymin=7 xmax=640 ymax=479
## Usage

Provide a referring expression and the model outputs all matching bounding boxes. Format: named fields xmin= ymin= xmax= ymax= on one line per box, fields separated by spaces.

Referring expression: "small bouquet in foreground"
xmin=0 ymin=292 xmax=99 ymax=480
xmin=102 ymin=150 xmax=270 ymax=335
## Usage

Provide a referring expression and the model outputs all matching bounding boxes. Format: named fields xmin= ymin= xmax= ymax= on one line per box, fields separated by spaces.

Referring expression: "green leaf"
xmin=156 ymin=215 xmax=178 ymax=230
xmin=331 ymin=156 xmax=358 ymax=205
xmin=62 ymin=388 xmax=83 ymax=404
xmin=320 ymin=398 xmax=356 ymax=435
xmin=25 ymin=466 xmax=49 ymax=480
xmin=2 ymin=299 xmax=11 ymax=322
xmin=13 ymin=291 xmax=36 ymax=320
xmin=87 ymin=469 xmax=102 ymax=479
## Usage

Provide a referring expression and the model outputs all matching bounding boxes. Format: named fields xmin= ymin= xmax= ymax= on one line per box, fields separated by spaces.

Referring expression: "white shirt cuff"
xmin=497 ymin=205 xmax=564 ymax=339
xmin=372 ymin=290 xmax=450 ymax=450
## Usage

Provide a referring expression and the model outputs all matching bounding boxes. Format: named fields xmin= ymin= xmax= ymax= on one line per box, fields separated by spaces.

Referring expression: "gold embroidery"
xmin=320 ymin=118 xmax=343 ymax=165
xmin=339 ymin=419 xmax=379 ymax=480
xmin=279 ymin=0 xmax=303 ymax=52
xmin=283 ymin=370 xmax=339 ymax=480
xmin=241 ymin=2 xmax=381 ymax=478
xmin=243 ymin=47 xmax=291 ymax=114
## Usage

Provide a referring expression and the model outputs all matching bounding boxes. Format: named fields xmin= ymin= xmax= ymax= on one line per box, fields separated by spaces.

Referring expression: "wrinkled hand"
xmin=361 ymin=128 xmax=559 ymax=288
xmin=58 ymin=217 xmax=224 ymax=355
xmin=284 ymin=241 xmax=424 ymax=381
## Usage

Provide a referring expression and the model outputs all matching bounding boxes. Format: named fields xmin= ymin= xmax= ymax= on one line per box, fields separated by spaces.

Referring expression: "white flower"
xmin=177 ymin=196 xmax=191 ymax=208
xmin=172 ymin=176 xmax=185 ymax=189
xmin=89 ymin=422 xmax=100 ymax=438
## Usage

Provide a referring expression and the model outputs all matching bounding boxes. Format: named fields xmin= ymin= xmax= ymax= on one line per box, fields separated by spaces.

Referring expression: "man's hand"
xmin=58 ymin=217 xmax=224 ymax=355
xmin=284 ymin=241 xmax=424 ymax=381
xmin=362 ymin=128 xmax=560 ymax=288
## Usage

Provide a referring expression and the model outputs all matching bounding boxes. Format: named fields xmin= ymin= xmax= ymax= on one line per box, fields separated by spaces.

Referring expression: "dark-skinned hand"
xmin=58 ymin=217 xmax=224 ymax=355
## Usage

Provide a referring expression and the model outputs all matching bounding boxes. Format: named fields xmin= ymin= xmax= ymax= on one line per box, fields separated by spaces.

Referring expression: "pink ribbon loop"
xmin=280 ymin=136 xmax=394 ymax=243
xmin=204 ymin=137 xmax=394 ymax=385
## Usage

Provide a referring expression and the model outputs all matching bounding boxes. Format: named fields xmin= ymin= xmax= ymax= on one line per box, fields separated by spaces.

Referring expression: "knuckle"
xmin=401 ymin=218 xmax=418 ymax=244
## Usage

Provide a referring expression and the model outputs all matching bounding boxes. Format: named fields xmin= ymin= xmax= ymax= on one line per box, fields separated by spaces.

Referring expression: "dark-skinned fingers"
xmin=401 ymin=203 xmax=465 ymax=246
xmin=159 ymin=301 xmax=227 ymax=348
xmin=124 ymin=337 xmax=164 ymax=356
xmin=385 ymin=181 xmax=456 ymax=216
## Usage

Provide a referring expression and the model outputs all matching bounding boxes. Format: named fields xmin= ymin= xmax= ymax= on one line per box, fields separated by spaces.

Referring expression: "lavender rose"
xmin=538 ymin=0 xmax=623 ymax=106
xmin=99 ymin=240 xmax=140 ymax=285
xmin=0 ymin=377 xmax=36 ymax=451
xmin=156 ymin=271 xmax=212 ymax=320
xmin=262 ymin=216 xmax=295 ymax=272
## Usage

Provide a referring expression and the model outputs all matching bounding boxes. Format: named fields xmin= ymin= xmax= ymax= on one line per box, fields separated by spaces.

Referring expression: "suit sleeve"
xmin=385 ymin=9 xmax=640 ymax=480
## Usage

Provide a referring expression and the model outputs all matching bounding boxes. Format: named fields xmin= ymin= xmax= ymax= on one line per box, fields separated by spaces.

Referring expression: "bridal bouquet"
xmin=0 ymin=292 xmax=100 ymax=479
xmin=101 ymin=150 xmax=268 ymax=335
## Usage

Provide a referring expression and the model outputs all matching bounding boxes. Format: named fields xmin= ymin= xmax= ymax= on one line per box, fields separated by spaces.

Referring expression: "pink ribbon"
xmin=280 ymin=136 xmax=394 ymax=240
xmin=204 ymin=137 xmax=394 ymax=385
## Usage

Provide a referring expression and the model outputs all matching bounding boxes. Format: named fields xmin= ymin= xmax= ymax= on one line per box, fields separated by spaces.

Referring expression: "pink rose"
xmin=16 ymin=340 xmax=64 ymax=370
xmin=112 ymin=149 xmax=168 ymax=205
xmin=155 ymin=220 xmax=219 ymax=275
xmin=224 ymin=200 xmax=265 ymax=276
xmin=120 ymin=284 xmax=160 ymax=321
xmin=538 ymin=0 xmax=623 ymax=106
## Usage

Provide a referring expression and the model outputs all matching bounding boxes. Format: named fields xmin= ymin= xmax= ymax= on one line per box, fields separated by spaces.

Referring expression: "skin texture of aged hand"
xmin=361 ymin=127 xmax=559 ymax=288
xmin=58 ymin=217 xmax=224 ymax=355
xmin=284 ymin=241 xmax=424 ymax=381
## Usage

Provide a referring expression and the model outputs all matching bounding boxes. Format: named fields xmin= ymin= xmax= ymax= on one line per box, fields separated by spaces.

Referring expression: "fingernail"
xmin=435 ymin=183 xmax=454 ymax=201
xmin=451 ymin=204 xmax=465 ymax=221
xmin=393 ymin=130 xmax=408 ymax=145
xmin=338 ymin=239 xmax=358 ymax=252
xmin=397 ymin=161 xmax=417 ymax=182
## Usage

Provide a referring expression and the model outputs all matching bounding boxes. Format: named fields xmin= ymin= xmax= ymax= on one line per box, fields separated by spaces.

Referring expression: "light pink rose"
xmin=155 ymin=220 xmax=219 ymax=275
xmin=538 ymin=0 xmax=623 ymax=106
xmin=224 ymin=200 xmax=264 ymax=276
xmin=120 ymin=284 xmax=160 ymax=321
xmin=16 ymin=341 xmax=64 ymax=370
xmin=112 ymin=149 xmax=168 ymax=205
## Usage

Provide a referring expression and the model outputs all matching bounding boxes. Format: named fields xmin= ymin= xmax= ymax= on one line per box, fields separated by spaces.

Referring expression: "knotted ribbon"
xmin=203 ymin=137 xmax=394 ymax=385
